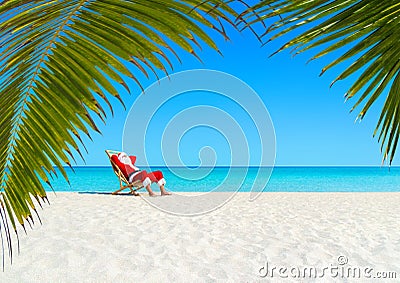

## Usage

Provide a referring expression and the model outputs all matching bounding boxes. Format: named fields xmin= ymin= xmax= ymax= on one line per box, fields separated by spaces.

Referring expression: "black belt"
xmin=128 ymin=170 xmax=141 ymax=180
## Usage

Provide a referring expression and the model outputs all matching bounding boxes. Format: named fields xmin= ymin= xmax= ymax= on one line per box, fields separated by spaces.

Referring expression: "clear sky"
xmin=74 ymin=19 xmax=399 ymax=167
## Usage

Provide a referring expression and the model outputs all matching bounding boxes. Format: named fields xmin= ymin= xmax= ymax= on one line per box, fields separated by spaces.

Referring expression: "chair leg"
xmin=119 ymin=178 xmax=123 ymax=191
xmin=128 ymin=186 xmax=140 ymax=196
xmin=112 ymin=173 xmax=142 ymax=195
xmin=112 ymin=178 xmax=128 ymax=195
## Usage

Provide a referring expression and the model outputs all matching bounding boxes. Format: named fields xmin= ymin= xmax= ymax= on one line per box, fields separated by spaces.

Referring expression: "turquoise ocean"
xmin=47 ymin=167 xmax=400 ymax=193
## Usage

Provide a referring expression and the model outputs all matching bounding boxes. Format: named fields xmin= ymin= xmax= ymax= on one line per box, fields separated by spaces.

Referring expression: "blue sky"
xmin=75 ymin=19 xmax=398 ymax=167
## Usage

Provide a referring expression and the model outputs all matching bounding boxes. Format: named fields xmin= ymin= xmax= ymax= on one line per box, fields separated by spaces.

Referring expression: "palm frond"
xmin=0 ymin=0 xmax=238 ymax=266
xmin=241 ymin=0 xmax=400 ymax=164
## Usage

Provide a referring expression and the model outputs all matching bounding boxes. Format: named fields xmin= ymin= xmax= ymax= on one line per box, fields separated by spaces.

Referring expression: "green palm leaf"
xmin=0 ymin=0 xmax=237 ymax=266
xmin=241 ymin=0 xmax=400 ymax=164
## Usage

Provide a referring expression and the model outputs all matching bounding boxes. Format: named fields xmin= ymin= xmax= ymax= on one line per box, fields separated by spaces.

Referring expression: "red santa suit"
xmin=111 ymin=152 xmax=166 ymax=187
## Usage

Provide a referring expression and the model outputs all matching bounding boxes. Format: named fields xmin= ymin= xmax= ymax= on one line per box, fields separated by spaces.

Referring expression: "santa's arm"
xmin=129 ymin=156 xmax=137 ymax=165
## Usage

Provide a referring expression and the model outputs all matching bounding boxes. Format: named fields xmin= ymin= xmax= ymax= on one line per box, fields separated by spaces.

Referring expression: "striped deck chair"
xmin=105 ymin=150 xmax=143 ymax=195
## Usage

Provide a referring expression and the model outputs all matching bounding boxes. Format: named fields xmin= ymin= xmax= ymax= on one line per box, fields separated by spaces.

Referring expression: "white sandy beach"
xmin=1 ymin=192 xmax=400 ymax=282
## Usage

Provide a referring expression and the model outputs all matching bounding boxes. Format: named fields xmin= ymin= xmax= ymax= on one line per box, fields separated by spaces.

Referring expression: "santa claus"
xmin=111 ymin=152 xmax=171 ymax=196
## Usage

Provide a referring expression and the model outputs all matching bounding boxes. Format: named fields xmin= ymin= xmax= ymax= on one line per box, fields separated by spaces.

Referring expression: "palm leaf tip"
xmin=245 ymin=0 xmax=400 ymax=164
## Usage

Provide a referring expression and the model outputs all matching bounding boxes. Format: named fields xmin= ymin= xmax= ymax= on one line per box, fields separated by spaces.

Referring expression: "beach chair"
xmin=105 ymin=150 xmax=144 ymax=195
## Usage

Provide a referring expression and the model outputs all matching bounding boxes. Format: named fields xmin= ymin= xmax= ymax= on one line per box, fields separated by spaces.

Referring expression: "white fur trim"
xmin=143 ymin=177 xmax=151 ymax=187
xmin=128 ymin=171 xmax=141 ymax=183
xmin=157 ymin=178 xmax=166 ymax=186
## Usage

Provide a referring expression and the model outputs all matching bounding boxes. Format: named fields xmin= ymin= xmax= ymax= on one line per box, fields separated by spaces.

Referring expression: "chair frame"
xmin=105 ymin=150 xmax=144 ymax=195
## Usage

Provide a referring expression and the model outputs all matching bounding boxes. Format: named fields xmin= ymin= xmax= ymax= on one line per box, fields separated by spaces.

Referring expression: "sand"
xmin=1 ymin=192 xmax=399 ymax=282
